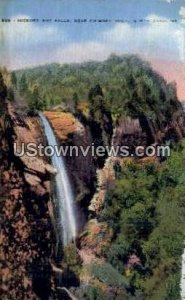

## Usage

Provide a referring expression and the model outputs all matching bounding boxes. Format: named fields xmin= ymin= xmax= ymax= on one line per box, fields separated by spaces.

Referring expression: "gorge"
xmin=1 ymin=55 xmax=185 ymax=299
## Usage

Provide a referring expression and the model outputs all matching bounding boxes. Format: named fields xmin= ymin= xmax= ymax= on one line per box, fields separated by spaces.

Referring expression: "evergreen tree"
xmin=19 ymin=73 xmax=27 ymax=94
xmin=88 ymin=84 xmax=104 ymax=111
xmin=89 ymin=84 xmax=113 ymax=146
xmin=0 ymin=72 xmax=7 ymax=99
xmin=0 ymin=71 xmax=7 ymax=114
xmin=11 ymin=71 xmax=17 ymax=88
xmin=72 ymin=92 xmax=79 ymax=110
xmin=7 ymin=88 xmax=14 ymax=102
xmin=28 ymin=87 xmax=43 ymax=114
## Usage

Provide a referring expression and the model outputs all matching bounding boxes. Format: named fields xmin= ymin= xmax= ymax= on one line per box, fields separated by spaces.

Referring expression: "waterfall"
xmin=39 ymin=112 xmax=77 ymax=246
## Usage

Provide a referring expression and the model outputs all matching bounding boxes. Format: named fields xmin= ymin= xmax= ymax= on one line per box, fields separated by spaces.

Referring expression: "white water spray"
xmin=39 ymin=112 xmax=77 ymax=246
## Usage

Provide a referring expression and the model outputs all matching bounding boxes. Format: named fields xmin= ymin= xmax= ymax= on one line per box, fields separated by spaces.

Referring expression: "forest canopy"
xmin=15 ymin=54 xmax=180 ymax=122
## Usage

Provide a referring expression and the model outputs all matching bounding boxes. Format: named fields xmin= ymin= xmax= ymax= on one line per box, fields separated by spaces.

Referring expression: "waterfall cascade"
xmin=39 ymin=112 xmax=77 ymax=246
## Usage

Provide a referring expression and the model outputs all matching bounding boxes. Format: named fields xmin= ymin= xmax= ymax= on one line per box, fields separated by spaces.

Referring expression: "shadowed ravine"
xmin=39 ymin=112 xmax=77 ymax=246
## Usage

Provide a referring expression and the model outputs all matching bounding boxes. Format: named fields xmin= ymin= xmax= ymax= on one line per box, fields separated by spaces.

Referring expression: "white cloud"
xmin=101 ymin=14 xmax=185 ymax=61
xmin=0 ymin=15 xmax=65 ymax=68
xmin=54 ymin=13 xmax=185 ymax=66
xmin=1 ymin=13 xmax=184 ymax=69
xmin=0 ymin=15 xmax=63 ymax=48
xmin=161 ymin=0 xmax=178 ymax=3
xmin=179 ymin=6 xmax=185 ymax=18
xmin=102 ymin=23 xmax=132 ymax=44
xmin=55 ymin=15 xmax=185 ymax=67
xmin=56 ymin=42 xmax=115 ymax=64
xmin=163 ymin=0 xmax=175 ymax=3
xmin=179 ymin=6 xmax=185 ymax=26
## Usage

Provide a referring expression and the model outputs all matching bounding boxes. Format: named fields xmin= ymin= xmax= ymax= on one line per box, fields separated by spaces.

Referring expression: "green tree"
xmin=0 ymin=71 xmax=7 ymax=114
xmin=7 ymin=88 xmax=14 ymax=102
xmin=72 ymin=92 xmax=79 ymax=110
xmin=88 ymin=84 xmax=104 ymax=115
xmin=19 ymin=73 xmax=28 ymax=94
xmin=28 ymin=87 xmax=43 ymax=114
xmin=11 ymin=71 xmax=17 ymax=88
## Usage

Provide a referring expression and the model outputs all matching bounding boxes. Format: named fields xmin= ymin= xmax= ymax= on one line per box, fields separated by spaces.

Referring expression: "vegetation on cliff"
xmin=1 ymin=55 xmax=184 ymax=299
xmin=15 ymin=55 xmax=182 ymax=121
xmin=0 ymin=71 xmax=7 ymax=114
xmin=98 ymin=142 xmax=185 ymax=299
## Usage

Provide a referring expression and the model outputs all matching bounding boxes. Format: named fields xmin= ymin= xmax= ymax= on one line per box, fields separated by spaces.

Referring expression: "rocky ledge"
xmin=0 ymin=103 xmax=56 ymax=299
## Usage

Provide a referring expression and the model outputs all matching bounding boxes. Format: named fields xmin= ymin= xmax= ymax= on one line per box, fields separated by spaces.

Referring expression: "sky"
xmin=0 ymin=0 xmax=185 ymax=99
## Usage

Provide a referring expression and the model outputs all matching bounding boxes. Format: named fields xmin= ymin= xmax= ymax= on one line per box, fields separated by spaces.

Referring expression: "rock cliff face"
xmin=113 ymin=117 xmax=147 ymax=148
xmin=113 ymin=107 xmax=185 ymax=149
xmin=0 ymin=103 xmax=56 ymax=299
xmin=1 ymin=97 xmax=185 ymax=299
xmin=44 ymin=111 xmax=97 ymax=218
xmin=45 ymin=102 xmax=185 ymax=217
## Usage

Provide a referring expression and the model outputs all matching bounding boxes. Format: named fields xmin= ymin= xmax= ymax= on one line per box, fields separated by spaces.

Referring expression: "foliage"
xmin=63 ymin=244 xmax=81 ymax=276
xmin=27 ymin=86 xmax=45 ymax=114
xmin=99 ymin=142 xmax=185 ymax=299
xmin=89 ymin=263 xmax=129 ymax=289
xmin=12 ymin=55 xmax=184 ymax=299
xmin=82 ymin=285 xmax=108 ymax=300
xmin=19 ymin=73 xmax=28 ymax=94
xmin=0 ymin=71 xmax=7 ymax=114
xmin=15 ymin=55 xmax=181 ymax=122
xmin=7 ymin=87 xmax=14 ymax=101
xmin=11 ymin=71 xmax=17 ymax=88
xmin=0 ymin=72 xmax=7 ymax=99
